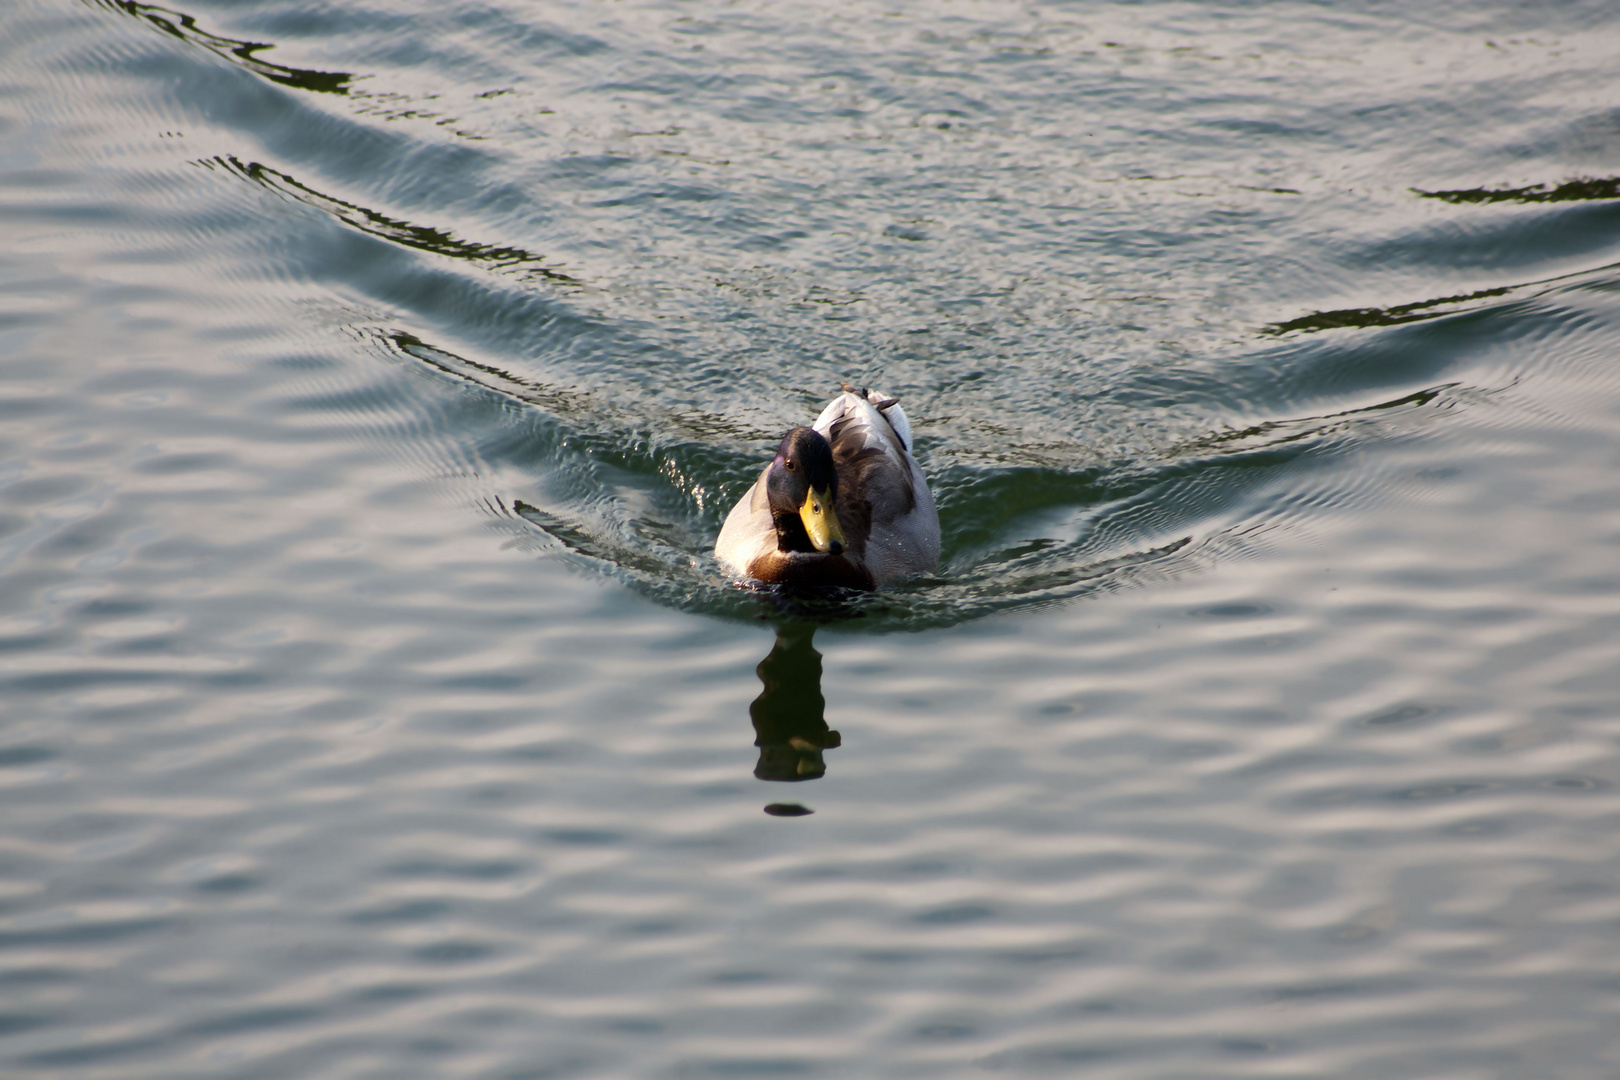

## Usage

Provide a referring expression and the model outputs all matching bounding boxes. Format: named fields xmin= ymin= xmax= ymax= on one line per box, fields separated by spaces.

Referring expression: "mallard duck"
xmin=715 ymin=384 xmax=940 ymax=589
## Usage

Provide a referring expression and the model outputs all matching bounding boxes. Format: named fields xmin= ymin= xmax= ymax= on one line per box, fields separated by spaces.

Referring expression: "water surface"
xmin=4 ymin=0 xmax=1620 ymax=1075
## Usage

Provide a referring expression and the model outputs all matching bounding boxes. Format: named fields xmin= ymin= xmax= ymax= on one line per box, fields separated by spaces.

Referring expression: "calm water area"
xmin=4 ymin=0 xmax=1620 ymax=1075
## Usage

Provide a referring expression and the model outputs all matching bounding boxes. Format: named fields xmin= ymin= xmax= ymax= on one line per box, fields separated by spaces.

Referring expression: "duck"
xmin=715 ymin=384 xmax=940 ymax=589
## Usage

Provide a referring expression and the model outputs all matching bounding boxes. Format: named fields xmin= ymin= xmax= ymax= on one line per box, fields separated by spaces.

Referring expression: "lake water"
xmin=4 ymin=0 xmax=1620 ymax=1075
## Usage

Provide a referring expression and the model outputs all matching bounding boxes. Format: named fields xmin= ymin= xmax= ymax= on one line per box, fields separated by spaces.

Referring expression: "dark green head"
xmin=765 ymin=427 xmax=846 ymax=556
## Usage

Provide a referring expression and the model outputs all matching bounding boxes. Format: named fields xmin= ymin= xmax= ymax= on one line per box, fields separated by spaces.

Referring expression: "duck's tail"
xmin=831 ymin=382 xmax=912 ymax=452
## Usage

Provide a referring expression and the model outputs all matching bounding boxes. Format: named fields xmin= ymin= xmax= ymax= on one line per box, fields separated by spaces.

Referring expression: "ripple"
xmin=1416 ymin=175 xmax=1620 ymax=205
xmin=199 ymin=155 xmax=576 ymax=282
xmin=381 ymin=327 xmax=1490 ymax=631
xmin=7 ymin=0 xmax=1620 ymax=1077
xmin=93 ymin=0 xmax=354 ymax=94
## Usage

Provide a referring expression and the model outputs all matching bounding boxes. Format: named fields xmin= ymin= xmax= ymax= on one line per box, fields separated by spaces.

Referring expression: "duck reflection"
xmin=750 ymin=625 xmax=841 ymax=783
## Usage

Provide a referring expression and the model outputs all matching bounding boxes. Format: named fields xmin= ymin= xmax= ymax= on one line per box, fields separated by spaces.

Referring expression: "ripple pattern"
xmin=4 ymin=0 xmax=1620 ymax=1076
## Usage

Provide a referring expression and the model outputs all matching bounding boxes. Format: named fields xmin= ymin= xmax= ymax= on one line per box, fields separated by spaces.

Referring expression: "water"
xmin=4 ymin=0 xmax=1620 ymax=1075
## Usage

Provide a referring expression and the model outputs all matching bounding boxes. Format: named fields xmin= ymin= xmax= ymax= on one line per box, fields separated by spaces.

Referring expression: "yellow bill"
xmin=799 ymin=486 xmax=846 ymax=554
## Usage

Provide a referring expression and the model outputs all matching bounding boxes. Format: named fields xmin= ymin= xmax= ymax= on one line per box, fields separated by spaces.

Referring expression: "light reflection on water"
xmin=3 ymin=0 xmax=1620 ymax=1075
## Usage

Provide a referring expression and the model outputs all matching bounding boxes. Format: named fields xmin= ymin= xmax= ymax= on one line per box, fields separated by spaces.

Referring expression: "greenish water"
xmin=4 ymin=0 xmax=1620 ymax=1075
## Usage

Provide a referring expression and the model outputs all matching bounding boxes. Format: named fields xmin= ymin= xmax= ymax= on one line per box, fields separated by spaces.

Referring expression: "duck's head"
xmin=765 ymin=427 xmax=847 ymax=557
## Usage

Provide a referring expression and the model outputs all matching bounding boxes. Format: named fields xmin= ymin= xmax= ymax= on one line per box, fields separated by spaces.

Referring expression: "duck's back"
xmin=814 ymin=389 xmax=939 ymax=584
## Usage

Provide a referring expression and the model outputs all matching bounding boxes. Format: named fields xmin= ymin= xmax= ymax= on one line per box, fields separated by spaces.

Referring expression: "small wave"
xmin=382 ymin=330 xmax=1475 ymax=631
xmin=93 ymin=0 xmax=353 ymax=94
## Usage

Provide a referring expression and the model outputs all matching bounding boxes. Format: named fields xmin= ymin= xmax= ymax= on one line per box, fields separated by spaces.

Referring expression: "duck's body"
xmin=715 ymin=386 xmax=939 ymax=590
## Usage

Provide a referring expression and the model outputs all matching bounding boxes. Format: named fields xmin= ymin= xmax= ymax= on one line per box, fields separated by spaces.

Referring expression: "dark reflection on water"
xmin=201 ymin=156 xmax=576 ymax=280
xmin=750 ymin=625 xmax=840 ymax=786
xmin=1263 ymin=287 xmax=1517 ymax=335
xmin=1416 ymin=176 xmax=1620 ymax=205
xmin=1263 ymin=259 xmax=1620 ymax=336
xmin=96 ymin=0 xmax=353 ymax=94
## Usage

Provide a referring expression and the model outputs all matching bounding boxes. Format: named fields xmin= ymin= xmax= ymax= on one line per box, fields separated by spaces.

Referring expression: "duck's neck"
xmin=771 ymin=510 xmax=816 ymax=553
